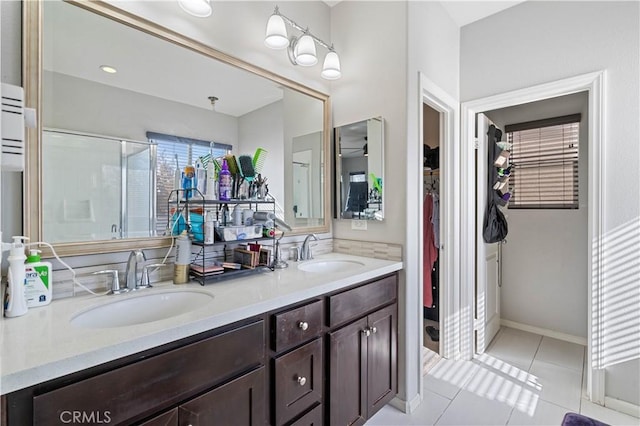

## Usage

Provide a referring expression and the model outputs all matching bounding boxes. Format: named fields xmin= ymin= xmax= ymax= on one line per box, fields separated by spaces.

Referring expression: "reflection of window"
xmin=346 ymin=171 xmax=367 ymax=213
xmin=147 ymin=132 xmax=230 ymax=234
xmin=507 ymin=114 xmax=580 ymax=209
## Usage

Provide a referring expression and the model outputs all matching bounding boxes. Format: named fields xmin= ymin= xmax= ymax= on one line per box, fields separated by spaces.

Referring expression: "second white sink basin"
xmin=71 ymin=289 xmax=214 ymax=329
xmin=297 ymin=259 xmax=365 ymax=273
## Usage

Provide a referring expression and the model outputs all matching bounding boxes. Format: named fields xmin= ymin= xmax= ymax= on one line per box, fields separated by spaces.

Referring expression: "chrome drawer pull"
xmin=298 ymin=321 xmax=309 ymax=331
xmin=296 ymin=375 xmax=307 ymax=386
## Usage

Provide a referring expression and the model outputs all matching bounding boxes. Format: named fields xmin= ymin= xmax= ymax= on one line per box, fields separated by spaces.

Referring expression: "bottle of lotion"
xmin=4 ymin=236 xmax=28 ymax=318
xmin=24 ymin=249 xmax=53 ymax=308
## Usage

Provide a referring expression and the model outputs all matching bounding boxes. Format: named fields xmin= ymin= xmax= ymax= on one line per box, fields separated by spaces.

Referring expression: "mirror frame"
xmin=23 ymin=0 xmax=331 ymax=257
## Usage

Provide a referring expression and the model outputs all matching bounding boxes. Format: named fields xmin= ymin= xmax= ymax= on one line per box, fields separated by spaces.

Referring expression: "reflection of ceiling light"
xmin=178 ymin=0 xmax=212 ymax=18
xmin=264 ymin=6 xmax=341 ymax=80
xmin=100 ymin=65 xmax=117 ymax=74
xmin=208 ymin=96 xmax=219 ymax=110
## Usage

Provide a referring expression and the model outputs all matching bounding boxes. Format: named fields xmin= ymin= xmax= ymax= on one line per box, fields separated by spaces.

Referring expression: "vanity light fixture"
xmin=178 ymin=0 xmax=212 ymax=18
xmin=264 ymin=6 xmax=341 ymax=80
xmin=99 ymin=65 xmax=117 ymax=74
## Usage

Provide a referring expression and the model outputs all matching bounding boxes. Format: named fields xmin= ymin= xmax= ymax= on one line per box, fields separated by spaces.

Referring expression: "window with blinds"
xmin=506 ymin=114 xmax=580 ymax=209
xmin=147 ymin=132 xmax=231 ymax=235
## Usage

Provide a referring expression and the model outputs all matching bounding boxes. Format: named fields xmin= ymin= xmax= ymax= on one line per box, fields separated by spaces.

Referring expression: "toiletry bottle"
xmin=205 ymin=161 xmax=217 ymax=200
xmin=182 ymin=164 xmax=195 ymax=200
xmin=173 ymin=231 xmax=191 ymax=284
xmin=218 ymin=159 xmax=232 ymax=201
xmin=232 ymin=204 xmax=243 ymax=226
xmin=24 ymin=249 xmax=53 ymax=308
xmin=195 ymin=159 xmax=207 ymax=196
xmin=4 ymin=236 xmax=28 ymax=318
xmin=204 ymin=211 xmax=215 ymax=245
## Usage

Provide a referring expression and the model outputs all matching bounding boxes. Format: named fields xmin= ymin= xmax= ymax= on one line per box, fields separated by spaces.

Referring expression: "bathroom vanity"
xmin=1 ymin=254 xmax=401 ymax=425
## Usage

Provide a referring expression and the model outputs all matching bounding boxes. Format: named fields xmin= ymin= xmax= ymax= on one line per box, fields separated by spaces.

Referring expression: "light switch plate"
xmin=352 ymin=219 xmax=367 ymax=231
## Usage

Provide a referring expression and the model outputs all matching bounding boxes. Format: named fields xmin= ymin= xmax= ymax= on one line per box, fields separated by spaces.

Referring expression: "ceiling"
xmin=439 ymin=1 xmax=526 ymax=27
xmin=44 ymin=1 xmax=283 ymax=117
xmin=325 ymin=1 xmax=525 ymax=28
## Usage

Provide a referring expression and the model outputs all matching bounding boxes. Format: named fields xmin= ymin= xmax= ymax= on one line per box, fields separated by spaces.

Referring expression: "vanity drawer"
xmin=327 ymin=274 xmax=397 ymax=327
xmin=273 ymin=337 xmax=323 ymax=426
xmin=290 ymin=403 xmax=323 ymax=426
xmin=33 ymin=320 xmax=265 ymax=425
xmin=272 ymin=299 xmax=323 ymax=352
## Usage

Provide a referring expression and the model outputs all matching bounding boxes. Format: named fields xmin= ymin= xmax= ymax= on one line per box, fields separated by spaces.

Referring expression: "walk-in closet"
xmin=423 ymin=103 xmax=441 ymax=355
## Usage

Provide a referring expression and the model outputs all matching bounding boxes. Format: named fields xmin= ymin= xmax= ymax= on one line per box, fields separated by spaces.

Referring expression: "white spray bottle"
xmin=3 ymin=236 xmax=28 ymax=318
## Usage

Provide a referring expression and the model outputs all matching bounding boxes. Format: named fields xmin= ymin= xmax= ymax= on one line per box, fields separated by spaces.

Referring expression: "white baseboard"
xmin=389 ymin=392 xmax=422 ymax=414
xmin=605 ymin=396 xmax=640 ymax=419
xmin=500 ymin=319 xmax=587 ymax=346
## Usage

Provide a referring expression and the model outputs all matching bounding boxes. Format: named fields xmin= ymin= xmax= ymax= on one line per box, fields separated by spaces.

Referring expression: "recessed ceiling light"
xmin=100 ymin=65 xmax=117 ymax=74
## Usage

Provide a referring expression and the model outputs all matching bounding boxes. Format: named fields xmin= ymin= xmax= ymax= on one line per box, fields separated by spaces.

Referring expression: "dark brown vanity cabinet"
xmin=4 ymin=273 xmax=398 ymax=426
xmin=327 ymin=276 xmax=398 ymax=426
xmin=8 ymin=319 xmax=266 ymax=426
xmin=270 ymin=300 xmax=324 ymax=425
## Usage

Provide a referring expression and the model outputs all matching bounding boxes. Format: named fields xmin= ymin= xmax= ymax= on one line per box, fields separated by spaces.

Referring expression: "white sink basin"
xmin=297 ymin=259 xmax=365 ymax=273
xmin=71 ymin=289 xmax=214 ymax=329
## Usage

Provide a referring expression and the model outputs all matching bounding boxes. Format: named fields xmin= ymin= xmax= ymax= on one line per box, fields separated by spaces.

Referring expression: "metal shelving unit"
xmin=168 ymin=189 xmax=276 ymax=284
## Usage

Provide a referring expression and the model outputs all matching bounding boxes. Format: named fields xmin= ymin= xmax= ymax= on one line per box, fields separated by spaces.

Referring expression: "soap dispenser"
xmin=24 ymin=249 xmax=53 ymax=308
xmin=4 ymin=236 xmax=28 ymax=318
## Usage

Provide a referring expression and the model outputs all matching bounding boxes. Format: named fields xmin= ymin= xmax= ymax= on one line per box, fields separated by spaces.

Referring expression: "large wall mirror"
xmin=24 ymin=0 xmax=331 ymax=256
xmin=335 ymin=117 xmax=384 ymax=220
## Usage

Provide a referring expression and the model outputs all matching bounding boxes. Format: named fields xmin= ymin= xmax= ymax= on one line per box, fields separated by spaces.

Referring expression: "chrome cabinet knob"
xmin=298 ymin=321 xmax=309 ymax=331
xmin=296 ymin=376 xmax=307 ymax=386
xmin=371 ymin=326 xmax=377 ymax=334
xmin=362 ymin=328 xmax=371 ymax=337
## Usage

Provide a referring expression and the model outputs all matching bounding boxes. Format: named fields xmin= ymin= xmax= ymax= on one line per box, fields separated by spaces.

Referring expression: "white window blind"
xmin=506 ymin=114 xmax=580 ymax=209
xmin=147 ymin=132 xmax=231 ymax=234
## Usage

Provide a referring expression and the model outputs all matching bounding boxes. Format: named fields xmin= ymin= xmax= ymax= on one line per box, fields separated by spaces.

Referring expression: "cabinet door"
xmin=178 ymin=367 xmax=265 ymax=426
xmin=274 ymin=338 xmax=323 ymax=425
xmin=328 ymin=317 xmax=368 ymax=426
xmin=140 ymin=408 xmax=179 ymax=426
xmin=366 ymin=304 xmax=397 ymax=417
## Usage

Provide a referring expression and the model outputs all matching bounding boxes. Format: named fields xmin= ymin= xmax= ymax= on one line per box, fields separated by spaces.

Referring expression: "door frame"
xmin=459 ymin=71 xmax=606 ymax=403
xmin=408 ymin=73 xmax=459 ymax=409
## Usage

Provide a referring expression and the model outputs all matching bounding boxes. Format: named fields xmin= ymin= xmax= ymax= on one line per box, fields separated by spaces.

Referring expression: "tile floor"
xmin=367 ymin=327 xmax=640 ymax=426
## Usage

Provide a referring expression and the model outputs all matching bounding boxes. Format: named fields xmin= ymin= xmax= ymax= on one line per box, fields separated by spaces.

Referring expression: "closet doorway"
xmin=423 ymin=103 xmax=442 ymax=356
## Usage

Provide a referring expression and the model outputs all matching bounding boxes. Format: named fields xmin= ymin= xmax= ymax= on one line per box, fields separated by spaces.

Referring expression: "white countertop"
xmin=0 ymin=253 xmax=402 ymax=395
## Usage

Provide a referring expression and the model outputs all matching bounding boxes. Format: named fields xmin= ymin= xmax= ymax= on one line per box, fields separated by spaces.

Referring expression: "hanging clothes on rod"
xmin=423 ymin=192 xmax=438 ymax=309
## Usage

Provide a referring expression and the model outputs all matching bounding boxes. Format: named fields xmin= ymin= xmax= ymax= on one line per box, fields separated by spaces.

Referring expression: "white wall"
xmin=461 ymin=0 xmax=640 ymax=407
xmin=238 ymin=101 xmax=284 ymax=208
xmin=485 ymin=92 xmax=589 ymax=339
xmin=406 ymin=0 xmax=460 ymax=410
xmin=331 ymin=1 xmax=407 ymax=244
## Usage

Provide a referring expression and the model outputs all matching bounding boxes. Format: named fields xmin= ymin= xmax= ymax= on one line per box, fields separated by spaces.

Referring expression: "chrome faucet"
xmin=300 ymin=234 xmax=318 ymax=261
xmin=125 ymin=250 xmax=147 ymax=291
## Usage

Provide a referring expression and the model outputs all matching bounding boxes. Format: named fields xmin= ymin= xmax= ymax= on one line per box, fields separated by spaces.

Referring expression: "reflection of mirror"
xmin=335 ymin=117 xmax=384 ymax=220
xmin=24 ymin=0 xmax=330 ymax=256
